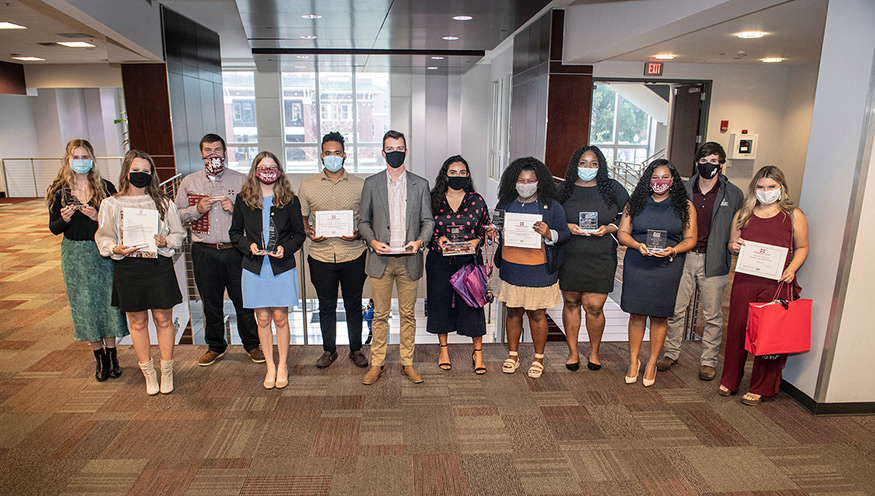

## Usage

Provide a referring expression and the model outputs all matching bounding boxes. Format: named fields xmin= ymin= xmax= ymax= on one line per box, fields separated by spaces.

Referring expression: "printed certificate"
xmin=736 ymin=240 xmax=789 ymax=280
xmin=503 ymin=212 xmax=543 ymax=249
xmin=122 ymin=207 xmax=159 ymax=254
xmin=315 ymin=210 xmax=354 ymax=237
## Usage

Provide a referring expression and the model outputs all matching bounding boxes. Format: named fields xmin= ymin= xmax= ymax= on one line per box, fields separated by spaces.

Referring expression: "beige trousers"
xmin=369 ymin=257 xmax=419 ymax=366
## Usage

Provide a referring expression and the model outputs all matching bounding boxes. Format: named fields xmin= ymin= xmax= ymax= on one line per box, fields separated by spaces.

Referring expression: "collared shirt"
xmin=298 ymin=169 xmax=366 ymax=263
xmin=387 ymin=169 xmax=407 ymax=248
xmin=693 ymin=179 xmax=719 ymax=250
xmin=174 ymin=168 xmax=246 ymax=244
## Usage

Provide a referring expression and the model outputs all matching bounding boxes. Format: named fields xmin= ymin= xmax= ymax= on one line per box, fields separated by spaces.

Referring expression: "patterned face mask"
xmin=256 ymin=168 xmax=280 ymax=185
xmin=203 ymin=154 xmax=225 ymax=176
xmin=650 ymin=179 xmax=672 ymax=194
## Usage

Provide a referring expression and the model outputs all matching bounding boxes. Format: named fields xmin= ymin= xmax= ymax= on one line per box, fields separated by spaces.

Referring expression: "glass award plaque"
xmin=646 ymin=229 xmax=668 ymax=252
xmin=578 ymin=212 xmax=598 ymax=233
xmin=63 ymin=188 xmax=85 ymax=210
xmin=443 ymin=224 xmax=474 ymax=256
xmin=262 ymin=216 xmax=278 ymax=255
xmin=492 ymin=209 xmax=505 ymax=231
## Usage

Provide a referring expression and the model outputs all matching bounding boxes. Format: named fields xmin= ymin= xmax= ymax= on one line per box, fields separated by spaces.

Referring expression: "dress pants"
xmin=369 ymin=257 xmax=419 ymax=367
xmin=308 ymin=253 xmax=367 ymax=353
xmin=191 ymin=243 xmax=259 ymax=353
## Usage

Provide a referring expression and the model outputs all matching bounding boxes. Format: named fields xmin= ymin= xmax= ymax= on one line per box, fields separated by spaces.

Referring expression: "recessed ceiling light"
xmin=453 ymin=16 xmax=473 ymax=21
xmin=294 ymin=65 xmax=306 ymax=69
xmin=0 ymin=22 xmax=27 ymax=29
xmin=301 ymin=14 xmax=322 ymax=20
xmin=442 ymin=36 xmax=459 ymax=41
xmin=427 ymin=66 xmax=439 ymax=70
xmin=761 ymin=57 xmax=784 ymax=63
xmin=300 ymin=34 xmax=317 ymax=40
xmin=57 ymin=41 xmax=95 ymax=48
xmin=737 ymin=31 xmax=766 ymax=39
xmin=430 ymin=56 xmax=444 ymax=60
xmin=653 ymin=54 xmax=675 ymax=60
xmin=12 ymin=56 xmax=44 ymax=61
xmin=296 ymin=55 xmax=310 ymax=59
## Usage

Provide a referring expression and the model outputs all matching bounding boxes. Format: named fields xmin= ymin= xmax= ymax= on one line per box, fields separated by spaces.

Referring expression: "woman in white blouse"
xmin=95 ymin=150 xmax=185 ymax=395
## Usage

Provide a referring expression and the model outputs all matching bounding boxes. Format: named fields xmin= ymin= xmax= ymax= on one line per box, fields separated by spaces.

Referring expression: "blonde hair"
xmin=736 ymin=165 xmax=795 ymax=230
xmin=45 ymin=139 xmax=108 ymax=208
xmin=240 ymin=151 xmax=294 ymax=210
xmin=116 ymin=149 xmax=170 ymax=220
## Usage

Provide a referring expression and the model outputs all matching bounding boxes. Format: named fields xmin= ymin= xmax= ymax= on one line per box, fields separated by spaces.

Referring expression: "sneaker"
xmin=247 ymin=347 xmax=266 ymax=364
xmin=656 ymin=356 xmax=677 ymax=372
xmin=349 ymin=350 xmax=369 ymax=368
xmin=198 ymin=350 xmax=225 ymax=366
xmin=316 ymin=351 xmax=338 ymax=369
xmin=699 ymin=365 xmax=716 ymax=381
xmin=401 ymin=365 xmax=424 ymax=384
xmin=362 ymin=365 xmax=385 ymax=385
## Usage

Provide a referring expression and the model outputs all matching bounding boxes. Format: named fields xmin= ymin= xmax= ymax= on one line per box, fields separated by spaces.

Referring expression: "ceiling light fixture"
xmin=653 ymin=54 xmax=676 ymax=60
xmin=57 ymin=41 xmax=95 ymax=48
xmin=294 ymin=65 xmax=306 ymax=69
xmin=427 ymin=66 xmax=439 ymax=70
xmin=12 ymin=55 xmax=44 ymax=61
xmin=300 ymin=34 xmax=317 ymax=40
xmin=452 ymin=16 xmax=472 ymax=21
xmin=301 ymin=14 xmax=322 ymax=20
xmin=296 ymin=55 xmax=310 ymax=59
xmin=442 ymin=36 xmax=459 ymax=41
xmin=430 ymin=56 xmax=444 ymax=60
xmin=0 ymin=22 xmax=27 ymax=29
xmin=737 ymin=31 xmax=766 ymax=39
xmin=761 ymin=57 xmax=783 ymax=63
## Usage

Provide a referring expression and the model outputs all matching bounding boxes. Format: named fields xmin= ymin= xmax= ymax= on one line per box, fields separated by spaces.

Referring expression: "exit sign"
xmin=644 ymin=62 xmax=664 ymax=76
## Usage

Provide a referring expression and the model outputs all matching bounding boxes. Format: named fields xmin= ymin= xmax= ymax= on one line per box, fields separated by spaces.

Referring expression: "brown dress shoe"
xmin=401 ymin=365 xmax=424 ymax=384
xmin=349 ymin=350 xmax=369 ymax=368
xmin=656 ymin=356 xmax=677 ymax=371
xmin=316 ymin=351 xmax=338 ymax=368
xmin=699 ymin=365 xmax=716 ymax=381
xmin=362 ymin=365 xmax=385 ymax=385
xmin=247 ymin=347 xmax=266 ymax=363
xmin=198 ymin=350 xmax=225 ymax=366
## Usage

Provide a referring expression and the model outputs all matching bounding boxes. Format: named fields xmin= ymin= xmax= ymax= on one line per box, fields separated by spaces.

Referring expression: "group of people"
xmin=47 ymin=131 xmax=808 ymax=407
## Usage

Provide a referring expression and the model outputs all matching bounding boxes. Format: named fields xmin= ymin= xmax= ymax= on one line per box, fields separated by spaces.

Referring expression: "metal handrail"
xmin=1 ymin=156 xmax=125 ymax=198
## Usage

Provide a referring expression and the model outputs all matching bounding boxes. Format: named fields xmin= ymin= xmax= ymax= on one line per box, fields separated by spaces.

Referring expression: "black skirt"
xmin=425 ymin=250 xmax=487 ymax=337
xmin=112 ymin=256 xmax=183 ymax=312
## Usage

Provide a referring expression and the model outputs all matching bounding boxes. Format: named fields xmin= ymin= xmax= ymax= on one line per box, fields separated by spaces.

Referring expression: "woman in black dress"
xmin=557 ymin=145 xmax=629 ymax=371
xmin=617 ymin=159 xmax=696 ymax=387
xmin=426 ymin=156 xmax=490 ymax=374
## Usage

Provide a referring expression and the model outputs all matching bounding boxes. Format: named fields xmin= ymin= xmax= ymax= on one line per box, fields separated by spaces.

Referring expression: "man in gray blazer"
xmin=357 ymin=130 xmax=434 ymax=385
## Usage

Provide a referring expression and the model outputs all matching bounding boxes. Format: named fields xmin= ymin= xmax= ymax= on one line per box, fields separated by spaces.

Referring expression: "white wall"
xmin=779 ymin=63 xmax=819 ymax=200
xmin=460 ymin=64 xmax=492 ymax=202
xmin=23 ymin=64 xmax=122 ymax=89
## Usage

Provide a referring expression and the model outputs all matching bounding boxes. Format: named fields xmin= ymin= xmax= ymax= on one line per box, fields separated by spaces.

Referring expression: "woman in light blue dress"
xmin=230 ymin=151 xmax=306 ymax=389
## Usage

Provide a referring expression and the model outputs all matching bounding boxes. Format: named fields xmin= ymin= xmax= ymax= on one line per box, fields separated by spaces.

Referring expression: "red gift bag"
xmin=744 ymin=283 xmax=812 ymax=356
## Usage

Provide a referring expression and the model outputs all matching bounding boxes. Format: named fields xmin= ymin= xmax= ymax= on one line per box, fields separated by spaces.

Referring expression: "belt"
xmin=694 ymin=247 xmax=707 ymax=253
xmin=195 ymin=242 xmax=235 ymax=250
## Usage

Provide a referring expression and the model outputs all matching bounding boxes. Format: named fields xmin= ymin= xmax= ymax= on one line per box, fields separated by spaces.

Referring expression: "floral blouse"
xmin=429 ymin=191 xmax=490 ymax=253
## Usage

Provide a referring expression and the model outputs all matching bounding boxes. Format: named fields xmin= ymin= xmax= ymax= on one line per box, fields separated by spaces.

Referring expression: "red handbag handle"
xmin=772 ymin=281 xmax=794 ymax=301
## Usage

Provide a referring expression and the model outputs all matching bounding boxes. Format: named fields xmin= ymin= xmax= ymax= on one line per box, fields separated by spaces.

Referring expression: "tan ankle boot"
xmin=138 ymin=359 xmax=159 ymax=395
xmin=160 ymin=359 xmax=174 ymax=394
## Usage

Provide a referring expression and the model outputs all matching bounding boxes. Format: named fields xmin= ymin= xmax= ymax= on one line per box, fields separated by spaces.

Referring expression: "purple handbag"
xmin=450 ymin=264 xmax=489 ymax=308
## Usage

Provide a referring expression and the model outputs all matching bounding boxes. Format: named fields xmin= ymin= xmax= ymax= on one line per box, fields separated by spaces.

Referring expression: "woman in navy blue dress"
xmin=617 ymin=159 xmax=696 ymax=387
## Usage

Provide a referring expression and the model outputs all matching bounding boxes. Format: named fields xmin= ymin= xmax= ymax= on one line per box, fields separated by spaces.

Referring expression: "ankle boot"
xmin=93 ymin=349 xmax=110 ymax=382
xmin=138 ymin=359 xmax=159 ymax=395
xmin=106 ymin=347 xmax=122 ymax=378
xmin=160 ymin=360 xmax=174 ymax=394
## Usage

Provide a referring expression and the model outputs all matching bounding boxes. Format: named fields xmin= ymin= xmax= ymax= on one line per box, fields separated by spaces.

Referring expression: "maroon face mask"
xmin=203 ymin=154 xmax=225 ymax=176
xmin=256 ymin=168 xmax=280 ymax=184
xmin=650 ymin=179 xmax=672 ymax=194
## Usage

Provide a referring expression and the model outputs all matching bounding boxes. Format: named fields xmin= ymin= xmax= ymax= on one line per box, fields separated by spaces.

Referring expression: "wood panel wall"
xmin=0 ymin=61 xmax=27 ymax=95
xmin=120 ymin=63 xmax=176 ymax=181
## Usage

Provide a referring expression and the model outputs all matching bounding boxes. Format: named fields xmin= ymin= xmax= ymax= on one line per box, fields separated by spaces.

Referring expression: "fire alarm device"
xmin=728 ymin=133 xmax=758 ymax=159
xmin=720 ymin=120 xmax=729 ymax=133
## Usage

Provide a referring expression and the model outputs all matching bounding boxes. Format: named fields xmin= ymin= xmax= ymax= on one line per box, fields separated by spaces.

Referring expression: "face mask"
xmin=516 ymin=182 xmax=538 ymax=199
xmin=322 ymin=155 xmax=344 ymax=172
xmin=71 ymin=159 xmax=93 ymax=174
xmin=755 ymin=188 xmax=781 ymax=205
xmin=385 ymin=150 xmax=405 ymax=169
xmin=129 ymin=171 xmax=152 ymax=189
xmin=696 ymin=162 xmax=719 ymax=179
xmin=650 ymin=179 xmax=672 ymax=194
xmin=203 ymin=154 xmax=225 ymax=176
xmin=256 ymin=168 xmax=280 ymax=185
xmin=578 ymin=167 xmax=598 ymax=182
xmin=447 ymin=176 xmax=469 ymax=191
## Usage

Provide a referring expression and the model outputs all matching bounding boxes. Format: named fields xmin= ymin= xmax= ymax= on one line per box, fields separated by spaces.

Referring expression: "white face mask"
xmin=755 ymin=188 xmax=781 ymax=205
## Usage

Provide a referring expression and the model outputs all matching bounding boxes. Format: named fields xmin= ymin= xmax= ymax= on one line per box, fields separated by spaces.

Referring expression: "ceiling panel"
xmin=0 ymin=0 xmax=109 ymax=64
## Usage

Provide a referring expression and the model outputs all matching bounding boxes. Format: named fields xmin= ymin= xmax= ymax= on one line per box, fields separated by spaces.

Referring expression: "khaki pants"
xmin=664 ymin=252 xmax=729 ymax=367
xmin=369 ymin=257 xmax=419 ymax=367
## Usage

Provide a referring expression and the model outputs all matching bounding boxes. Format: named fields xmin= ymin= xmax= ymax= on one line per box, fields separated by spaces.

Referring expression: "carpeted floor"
xmin=1 ymin=198 xmax=874 ymax=496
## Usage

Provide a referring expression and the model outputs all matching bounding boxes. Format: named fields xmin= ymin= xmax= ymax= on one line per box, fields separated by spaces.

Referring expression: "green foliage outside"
xmin=590 ymin=85 xmax=649 ymax=145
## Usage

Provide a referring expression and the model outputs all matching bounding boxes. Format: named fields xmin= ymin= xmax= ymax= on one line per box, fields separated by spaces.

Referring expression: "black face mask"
xmin=696 ymin=162 xmax=719 ymax=179
xmin=385 ymin=151 xmax=405 ymax=169
xmin=447 ymin=176 xmax=469 ymax=191
xmin=129 ymin=171 xmax=152 ymax=188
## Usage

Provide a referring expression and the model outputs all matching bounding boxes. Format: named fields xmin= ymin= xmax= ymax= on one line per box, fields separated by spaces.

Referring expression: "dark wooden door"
xmin=667 ymin=84 xmax=704 ymax=177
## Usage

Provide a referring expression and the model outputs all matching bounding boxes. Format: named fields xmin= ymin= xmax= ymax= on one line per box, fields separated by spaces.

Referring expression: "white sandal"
xmin=527 ymin=353 xmax=545 ymax=379
xmin=502 ymin=351 xmax=520 ymax=374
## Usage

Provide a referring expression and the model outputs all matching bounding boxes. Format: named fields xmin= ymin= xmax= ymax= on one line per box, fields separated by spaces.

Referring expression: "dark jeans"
xmin=191 ymin=243 xmax=259 ymax=353
xmin=308 ymin=252 xmax=367 ymax=353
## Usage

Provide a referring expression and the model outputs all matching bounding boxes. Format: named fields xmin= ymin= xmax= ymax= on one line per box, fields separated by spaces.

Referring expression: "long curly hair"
xmin=116 ymin=150 xmax=170 ymax=220
xmin=736 ymin=165 xmax=795 ymax=230
xmin=625 ymin=158 xmax=689 ymax=226
xmin=430 ymin=155 xmax=476 ymax=212
xmin=497 ymin=156 xmax=559 ymax=207
xmin=45 ymin=139 xmax=108 ymax=209
xmin=557 ymin=145 xmax=615 ymax=206
xmin=240 ymin=151 xmax=294 ymax=210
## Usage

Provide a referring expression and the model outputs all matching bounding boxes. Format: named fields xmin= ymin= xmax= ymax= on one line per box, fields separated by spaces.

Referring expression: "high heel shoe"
xmin=275 ymin=369 xmax=288 ymax=389
xmin=159 ymin=359 xmax=174 ymax=394
xmin=106 ymin=347 xmax=122 ymax=378
xmin=643 ymin=361 xmax=656 ymax=387
xmin=472 ymin=349 xmax=486 ymax=375
xmin=263 ymin=369 xmax=276 ymax=390
xmin=138 ymin=358 xmax=159 ymax=396
xmin=625 ymin=359 xmax=640 ymax=384
xmin=438 ymin=344 xmax=452 ymax=371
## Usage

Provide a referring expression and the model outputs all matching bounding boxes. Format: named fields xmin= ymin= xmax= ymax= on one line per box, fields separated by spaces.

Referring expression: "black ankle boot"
xmin=94 ymin=349 xmax=110 ymax=382
xmin=106 ymin=347 xmax=122 ymax=378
